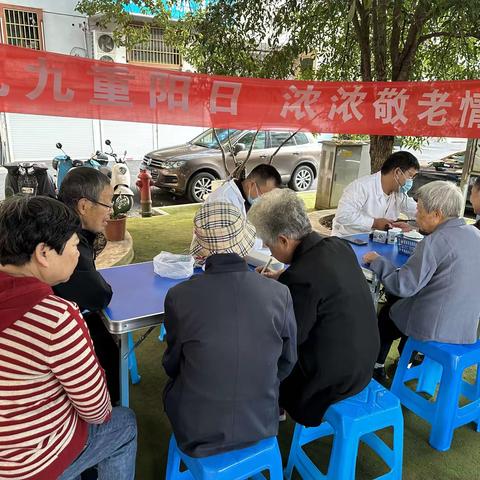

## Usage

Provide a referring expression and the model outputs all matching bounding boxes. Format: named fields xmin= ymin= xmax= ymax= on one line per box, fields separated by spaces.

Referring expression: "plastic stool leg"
xmin=284 ymin=424 xmax=303 ymax=480
xmin=159 ymin=323 xmax=167 ymax=342
xmin=416 ymin=357 xmax=442 ymax=396
xmin=429 ymin=368 xmax=462 ymax=451
xmin=127 ymin=332 xmax=141 ymax=385
xmin=268 ymin=456 xmax=285 ymax=480
xmin=327 ymin=432 xmax=358 ymax=479
xmin=165 ymin=436 xmax=181 ymax=480
xmin=393 ymin=416 xmax=404 ymax=479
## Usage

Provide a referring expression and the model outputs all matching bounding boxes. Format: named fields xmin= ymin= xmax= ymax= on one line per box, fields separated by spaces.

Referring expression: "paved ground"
xmin=0 ymin=139 xmax=467 ymax=204
xmin=0 ymin=158 xmax=317 ymax=206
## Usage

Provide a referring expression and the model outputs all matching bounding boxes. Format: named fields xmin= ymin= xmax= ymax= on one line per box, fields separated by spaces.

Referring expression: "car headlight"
xmin=162 ymin=160 xmax=187 ymax=169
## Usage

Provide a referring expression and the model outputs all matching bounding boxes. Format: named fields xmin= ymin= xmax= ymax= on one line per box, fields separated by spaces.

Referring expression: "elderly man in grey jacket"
xmin=162 ymin=202 xmax=297 ymax=458
xmin=363 ymin=181 xmax=480 ymax=381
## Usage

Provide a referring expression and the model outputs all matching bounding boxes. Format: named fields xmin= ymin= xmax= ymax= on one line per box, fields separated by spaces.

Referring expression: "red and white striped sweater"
xmin=0 ymin=273 xmax=112 ymax=480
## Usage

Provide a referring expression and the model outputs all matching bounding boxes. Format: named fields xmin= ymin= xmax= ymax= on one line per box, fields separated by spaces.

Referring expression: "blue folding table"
xmin=345 ymin=233 xmax=410 ymax=305
xmin=100 ymin=234 xmax=410 ymax=407
xmin=99 ymin=262 xmax=202 ymax=406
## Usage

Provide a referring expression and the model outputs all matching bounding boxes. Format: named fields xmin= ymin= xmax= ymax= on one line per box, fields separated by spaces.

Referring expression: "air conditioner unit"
xmin=92 ymin=31 xmax=126 ymax=63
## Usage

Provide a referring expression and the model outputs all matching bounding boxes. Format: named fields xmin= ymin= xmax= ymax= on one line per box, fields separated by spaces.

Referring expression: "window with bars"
xmin=0 ymin=4 xmax=43 ymax=50
xmin=127 ymin=27 xmax=181 ymax=68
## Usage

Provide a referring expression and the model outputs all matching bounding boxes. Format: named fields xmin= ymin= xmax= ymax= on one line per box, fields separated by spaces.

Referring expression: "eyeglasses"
xmin=84 ymin=197 xmax=113 ymax=210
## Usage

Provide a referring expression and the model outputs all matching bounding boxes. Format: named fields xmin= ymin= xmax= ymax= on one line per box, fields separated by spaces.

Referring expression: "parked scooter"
xmin=4 ymin=162 xmax=56 ymax=198
xmin=53 ymin=143 xmax=111 ymax=189
xmin=104 ymin=139 xmax=134 ymax=214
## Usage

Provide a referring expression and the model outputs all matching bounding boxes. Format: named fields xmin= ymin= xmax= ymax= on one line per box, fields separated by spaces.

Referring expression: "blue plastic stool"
xmin=165 ymin=435 xmax=283 ymax=480
xmin=391 ymin=338 xmax=480 ymax=451
xmin=285 ymin=379 xmax=403 ymax=480
xmin=127 ymin=332 xmax=141 ymax=385
xmin=159 ymin=323 xmax=167 ymax=342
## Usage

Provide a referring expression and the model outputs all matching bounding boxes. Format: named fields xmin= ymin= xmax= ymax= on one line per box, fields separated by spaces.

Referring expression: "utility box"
xmin=315 ymin=141 xmax=371 ymax=210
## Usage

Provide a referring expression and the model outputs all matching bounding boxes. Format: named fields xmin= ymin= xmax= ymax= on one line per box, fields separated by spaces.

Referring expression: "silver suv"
xmin=141 ymin=128 xmax=321 ymax=202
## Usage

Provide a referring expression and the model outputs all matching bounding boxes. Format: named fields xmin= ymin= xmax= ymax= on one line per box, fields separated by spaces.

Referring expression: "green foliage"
xmin=76 ymin=0 xmax=480 ymax=82
xmin=76 ymin=0 xmax=170 ymax=49
xmin=76 ymin=0 xmax=480 ymax=163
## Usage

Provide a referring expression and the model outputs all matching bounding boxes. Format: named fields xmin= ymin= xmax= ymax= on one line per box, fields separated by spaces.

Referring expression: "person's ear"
xmin=278 ymin=234 xmax=289 ymax=247
xmin=33 ymin=243 xmax=51 ymax=268
xmin=76 ymin=198 xmax=90 ymax=217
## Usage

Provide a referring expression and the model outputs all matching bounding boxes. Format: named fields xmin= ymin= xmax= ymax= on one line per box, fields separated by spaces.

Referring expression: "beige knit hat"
xmin=190 ymin=202 xmax=256 ymax=258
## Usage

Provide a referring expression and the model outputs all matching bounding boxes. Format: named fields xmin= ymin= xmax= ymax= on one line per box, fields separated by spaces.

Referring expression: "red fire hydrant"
xmin=136 ymin=168 xmax=153 ymax=217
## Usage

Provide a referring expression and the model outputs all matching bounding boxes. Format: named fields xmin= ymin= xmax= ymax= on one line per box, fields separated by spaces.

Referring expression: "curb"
xmin=96 ymin=231 xmax=135 ymax=269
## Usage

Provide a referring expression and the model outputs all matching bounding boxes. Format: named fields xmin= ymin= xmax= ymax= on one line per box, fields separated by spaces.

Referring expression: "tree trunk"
xmin=369 ymin=135 xmax=395 ymax=173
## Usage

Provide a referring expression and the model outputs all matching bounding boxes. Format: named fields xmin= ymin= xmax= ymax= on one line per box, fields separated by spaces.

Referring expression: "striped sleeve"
xmin=45 ymin=296 xmax=112 ymax=424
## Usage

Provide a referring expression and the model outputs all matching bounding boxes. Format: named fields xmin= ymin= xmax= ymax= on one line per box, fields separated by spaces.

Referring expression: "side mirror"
xmin=56 ymin=142 xmax=62 ymax=149
xmin=105 ymin=139 xmax=111 ymax=146
xmin=234 ymin=143 xmax=246 ymax=155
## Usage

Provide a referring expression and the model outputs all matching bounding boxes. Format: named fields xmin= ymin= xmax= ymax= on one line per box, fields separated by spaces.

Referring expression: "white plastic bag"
xmin=153 ymin=251 xmax=195 ymax=279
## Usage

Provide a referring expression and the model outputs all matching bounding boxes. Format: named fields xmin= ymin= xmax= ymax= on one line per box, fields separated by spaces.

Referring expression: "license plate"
xmin=21 ymin=187 xmax=34 ymax=194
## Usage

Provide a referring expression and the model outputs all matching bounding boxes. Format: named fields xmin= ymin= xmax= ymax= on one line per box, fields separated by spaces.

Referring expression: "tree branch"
xmin=352 ymin=1 xmax=372 ymax=81
xmin=390 ymin=0 xmax=402 ymax=79
xmin=394 ymin=0 xmax=431 ymax=80
xmin=213 ymin=128 xmax=231 ymax=177
xmin=419 ymin=30 xmax=480 ymax=42
xmin=372 ymin=0 xmax=388 ymax=80
xmin=230 ymin=130 xmax=259 ymax=180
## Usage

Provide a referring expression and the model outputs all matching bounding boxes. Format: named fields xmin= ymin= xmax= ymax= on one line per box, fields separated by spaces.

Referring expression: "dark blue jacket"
xmin=163 ymin=253 xmax=297 ymax=457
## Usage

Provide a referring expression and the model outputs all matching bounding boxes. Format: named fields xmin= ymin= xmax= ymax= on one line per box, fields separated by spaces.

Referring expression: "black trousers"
xmin=83 ymin=312 xmax=120 ymax=404
xmin=376 ymin=294 xmax=408 ymax=365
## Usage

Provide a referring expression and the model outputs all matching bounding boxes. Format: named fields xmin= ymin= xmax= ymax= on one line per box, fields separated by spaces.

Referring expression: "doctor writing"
xmin=331 ymin=151 xmax=420 ymax=237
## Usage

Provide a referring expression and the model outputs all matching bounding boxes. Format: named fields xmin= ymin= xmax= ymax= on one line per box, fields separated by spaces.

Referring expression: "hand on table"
xmin=372 ymin=218 xmax=394 ymax=231
xmin=255 ymin=265 xmax=284 ymax=280
xmin=391 ymin=221 xmax=413 ymax=232
xmin=362 ymin=252 xmax=380 ymax=265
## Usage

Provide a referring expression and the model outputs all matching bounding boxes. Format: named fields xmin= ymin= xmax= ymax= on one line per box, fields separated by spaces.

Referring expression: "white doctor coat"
xmin=204 ymin=179 xmax=266 ymax=253
xmin=332 ymin=171 xmax=417 ymax=237
xmin=205 ymin=179 xmax=247 ymax=217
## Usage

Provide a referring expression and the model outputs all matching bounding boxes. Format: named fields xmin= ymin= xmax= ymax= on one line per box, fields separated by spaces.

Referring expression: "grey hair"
xmin=58 ymin=167 xmax=111 ymax=211
xmin=247 ymin=188 xmax=312 ymax=245
xmin=417 ymin=181 xmax=464 ymax=218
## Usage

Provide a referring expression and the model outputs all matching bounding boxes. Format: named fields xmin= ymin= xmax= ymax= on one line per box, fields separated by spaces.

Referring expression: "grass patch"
xmin=128 ymin=192 xmax=316 ymax=263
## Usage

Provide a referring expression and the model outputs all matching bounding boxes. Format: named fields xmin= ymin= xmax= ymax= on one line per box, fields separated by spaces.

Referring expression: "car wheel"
xmin=187 ymin=172 xmax=216 ymax=203
xmin=289 ymin=165 xmax=314 ymax=191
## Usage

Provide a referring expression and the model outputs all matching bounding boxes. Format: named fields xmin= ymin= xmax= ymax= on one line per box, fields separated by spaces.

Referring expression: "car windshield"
xmin=191 ymin=129 xmax=242 ymax=149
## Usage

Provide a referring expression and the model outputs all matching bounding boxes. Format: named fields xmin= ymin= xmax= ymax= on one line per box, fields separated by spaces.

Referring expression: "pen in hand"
xmin=260 ymin=257 xmax=273 ymax=275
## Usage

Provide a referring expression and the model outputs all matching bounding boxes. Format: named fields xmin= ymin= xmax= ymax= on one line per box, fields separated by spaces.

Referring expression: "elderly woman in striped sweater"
xmin=0 ymin=196 xmax=137 ymax=480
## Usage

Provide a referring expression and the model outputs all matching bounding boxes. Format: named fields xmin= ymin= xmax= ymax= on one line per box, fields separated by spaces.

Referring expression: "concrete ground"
xmin=0 ymin=138 xmax=467 ymax=204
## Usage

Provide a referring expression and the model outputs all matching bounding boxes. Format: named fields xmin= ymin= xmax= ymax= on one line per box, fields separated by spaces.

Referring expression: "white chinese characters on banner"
xmin=280 ymin=85 xmax=321 ymax=120
xmin=25 ymin=58 xmax=74 ymax=102
xmin=417 ymin=89 xmax=452 ymax=126
xmin=373 ymin=88 xmax=409 ymax=125
xmin=460 ymin=90 xmax=480 ymax=129
xmin=0 ymin=83 xmax=8 ymax=96
xmin=89 ymin=65 xmax=134 ymax=106
xmin=150 ymin=73 xmax=191 ymax=111
xmin=328 ymin=86 xmax=366 ymax=122
xmin=210 ymin=81 xmax=242 ymax=115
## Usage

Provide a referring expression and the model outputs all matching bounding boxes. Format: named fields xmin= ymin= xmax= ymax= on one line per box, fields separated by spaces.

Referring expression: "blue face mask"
xmin=400 ymin=178 xmax=413 ymax=195
xmin=247 ymin=182 xmax=262 ymax=205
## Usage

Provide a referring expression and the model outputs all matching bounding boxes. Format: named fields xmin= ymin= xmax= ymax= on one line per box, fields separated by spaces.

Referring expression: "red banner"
xmin=1 ymin=44 xmax=480 ymax=137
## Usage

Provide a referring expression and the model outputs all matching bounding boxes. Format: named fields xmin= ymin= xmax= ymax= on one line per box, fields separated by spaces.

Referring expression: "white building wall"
xmin=4 ymin=0 xmax=202 ymax=162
